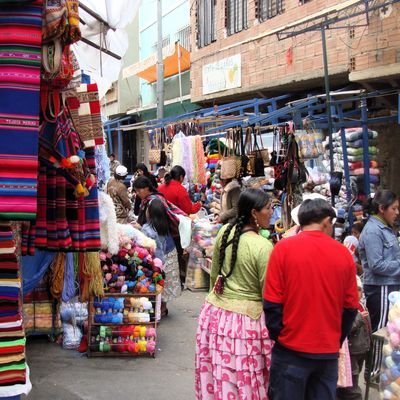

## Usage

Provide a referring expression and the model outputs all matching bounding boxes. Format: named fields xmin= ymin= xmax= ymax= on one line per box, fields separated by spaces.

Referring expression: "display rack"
xmin=87 ymin=292 xmax=160 ymax=358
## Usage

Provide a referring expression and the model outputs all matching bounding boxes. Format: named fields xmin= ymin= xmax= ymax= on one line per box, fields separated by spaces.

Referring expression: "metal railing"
xmin=150 ymin=25 xmax=191 ymax=53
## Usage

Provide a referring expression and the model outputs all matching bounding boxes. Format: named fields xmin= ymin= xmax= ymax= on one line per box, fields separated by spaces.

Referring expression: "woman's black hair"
xmin=352 ymin=221 xmax=364 ymax=234
xmin=147 ymin=198 xmax=169 ymax=236
xmin=217 ymin=188 xmax=270 ymax=283
xmin=297 ymin=198 xmax=336 ymax=226
xmin=365 ymin=190 xmax=398 ymax=216
xmin=134 ymin=163 xmax=149 ymax=175
xmin=164 ymin=165 xmax=186 ymax=185
xmin=132 ymin=176 xmax=156 ymax=192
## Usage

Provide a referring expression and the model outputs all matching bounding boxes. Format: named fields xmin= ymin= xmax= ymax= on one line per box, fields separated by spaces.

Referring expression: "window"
xmin=257 ymin=0 xmax=284 ymax=21
xmin=226 ymin=0 xmax=247 ymax=36
xmin=197 ymin=0 xmax=216 ymax=48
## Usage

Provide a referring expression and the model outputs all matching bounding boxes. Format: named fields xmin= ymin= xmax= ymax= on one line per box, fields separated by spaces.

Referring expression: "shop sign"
xmin=202 ymin=54 xmax=241 ymax=95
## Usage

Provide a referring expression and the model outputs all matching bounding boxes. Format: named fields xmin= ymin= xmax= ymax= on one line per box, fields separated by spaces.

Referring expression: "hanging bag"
xmin=149 ymin=129 xmax=162 ymax=165
xmin=219 ymin=130 xmax=240 ymax=179
xmin=251 ymin=129 xmax=265 ymax=177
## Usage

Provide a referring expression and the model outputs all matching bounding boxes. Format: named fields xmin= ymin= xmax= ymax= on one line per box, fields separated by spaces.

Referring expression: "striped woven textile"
xmin=0 ymin=223 xmax=26 ymax=387
xmin=0 ymin=1 xmax=43 ymax=220
xmin=32 ymin=115 xmax=101 ymax=252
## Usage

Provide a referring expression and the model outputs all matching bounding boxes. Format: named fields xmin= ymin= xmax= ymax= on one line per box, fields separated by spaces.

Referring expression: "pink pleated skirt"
xmin=195 ymin=302 xmax=273 ymax=400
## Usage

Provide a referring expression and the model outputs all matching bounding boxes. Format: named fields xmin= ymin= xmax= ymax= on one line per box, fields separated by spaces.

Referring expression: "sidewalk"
xmin=23 ymin=290 xmax=380 ymax=399
xmin=24 ymin=290 xmax=206 ymax=400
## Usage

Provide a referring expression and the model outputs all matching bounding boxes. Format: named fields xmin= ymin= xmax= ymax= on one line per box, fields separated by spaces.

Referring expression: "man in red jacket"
xmin=264 ymin=198 xmax=359 ymax=400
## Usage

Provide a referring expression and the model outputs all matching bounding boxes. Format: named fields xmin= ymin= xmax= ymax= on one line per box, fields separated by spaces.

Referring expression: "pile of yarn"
xmin=380 ymin=292 xmax=400 ymax=399
xmin=90 ymin=324 xmax=157 ymax=354
xmin=99 ymin=237 xmax=165 ymax=294
xmin=93 ymin=296 xmax=155 ymax=325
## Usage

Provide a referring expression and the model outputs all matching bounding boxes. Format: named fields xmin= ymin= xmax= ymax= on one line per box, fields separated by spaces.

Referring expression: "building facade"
xmin=190 ymin=0 xmax=400 ymax=103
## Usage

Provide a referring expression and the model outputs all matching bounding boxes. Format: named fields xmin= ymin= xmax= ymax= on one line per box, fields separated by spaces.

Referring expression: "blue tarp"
xmin=21 ymin=251 xmax=55 ymax=295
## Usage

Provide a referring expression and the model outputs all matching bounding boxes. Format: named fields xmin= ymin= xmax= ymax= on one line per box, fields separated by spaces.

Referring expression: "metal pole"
xmin=321 ymin=25 xmax=335 ymax=206
xmin=176 ymin=41 xmax=183 ymax=103
xmin=156 ymin=0 xmax=164 ymax=120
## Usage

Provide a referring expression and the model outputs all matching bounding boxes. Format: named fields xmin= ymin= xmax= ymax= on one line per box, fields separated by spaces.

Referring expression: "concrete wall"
xmin=190 ymin=0 xmax=400 ymax=102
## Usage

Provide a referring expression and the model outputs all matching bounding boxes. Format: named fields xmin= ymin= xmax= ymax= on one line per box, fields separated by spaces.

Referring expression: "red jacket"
xmin=158 ymin=180 xmax=201 ymax=215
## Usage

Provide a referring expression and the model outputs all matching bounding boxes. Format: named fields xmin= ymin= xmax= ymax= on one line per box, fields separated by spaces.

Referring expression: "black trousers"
xmin=268 ymin=345 xmax=338 ymax=400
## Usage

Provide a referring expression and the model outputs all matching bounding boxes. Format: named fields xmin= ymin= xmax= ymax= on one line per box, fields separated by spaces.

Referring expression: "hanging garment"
xmin=33 ymin=113 xmax=101 ymax=252
xmin=0 ymin=0 xmax=43 ymax=220
xmin=66 ymin=83 xmax=104 ymax=148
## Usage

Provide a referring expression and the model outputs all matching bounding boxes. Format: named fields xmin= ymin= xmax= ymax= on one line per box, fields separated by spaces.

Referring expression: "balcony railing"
xmin=151 ymin=25 xmax=191 ymax=54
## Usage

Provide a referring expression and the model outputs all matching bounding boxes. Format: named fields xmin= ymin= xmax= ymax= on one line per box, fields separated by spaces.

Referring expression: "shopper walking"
xmin=131 ymin=163 xmax=158 ymax=216
xmin=106 ymin=165 xmax=131 ymax=223
xmin=264 ymin=198 xmax=359 ymax=400
xmin=336 ymin=276 xmax=371 ymax=400
xmin=215 ymin=177 xmax=241 ymax=224
xmin=358 ymin=189 xmax=400 ymax=376
xmin=195 ymin=188 xmax=274 ymax=400
xmin=109 ymin=153 xmax=120 ymax=175
xmin=141 ymin=198 xmax=181 ymax=316
xmin=158 ymin=165 xmax=201 ymax=215
xmin=158 ymin=165 xmax=200 ymax=286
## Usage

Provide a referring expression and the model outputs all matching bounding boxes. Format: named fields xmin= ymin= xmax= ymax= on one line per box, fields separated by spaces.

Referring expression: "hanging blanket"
xmin=0 ymin=0 xmax=43 ymax=220
xmin=66 ymin=83 xmax=104 ymax=148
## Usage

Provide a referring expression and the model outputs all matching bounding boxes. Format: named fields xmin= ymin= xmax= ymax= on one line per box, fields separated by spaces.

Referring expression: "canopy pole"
xmin=156 ymin=0 xmax=164 ymax=120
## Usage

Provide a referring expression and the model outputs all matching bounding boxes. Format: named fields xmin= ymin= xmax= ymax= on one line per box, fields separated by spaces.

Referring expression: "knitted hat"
xmin=115 ymin=165 xmax=128 ymax=177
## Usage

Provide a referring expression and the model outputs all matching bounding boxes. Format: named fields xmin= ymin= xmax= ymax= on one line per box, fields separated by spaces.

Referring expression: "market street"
xmin=23 ymin=289 xmax=379 ymax=400
xmin=24 ymin=291 xmax=205 ymax=400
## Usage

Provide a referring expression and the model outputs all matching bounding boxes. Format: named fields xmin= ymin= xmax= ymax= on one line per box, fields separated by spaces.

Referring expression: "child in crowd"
xmin=336 ymin=276 xmax=371 ymax=400
xmin=343 ymin=222 xmax=364 ymax=275
xmin=141 ymin=198 xmax=181 ymax=317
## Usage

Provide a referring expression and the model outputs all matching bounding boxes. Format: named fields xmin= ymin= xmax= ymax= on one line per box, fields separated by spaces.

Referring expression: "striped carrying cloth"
xmin=0 ymin=1 xmax=43 ymax=220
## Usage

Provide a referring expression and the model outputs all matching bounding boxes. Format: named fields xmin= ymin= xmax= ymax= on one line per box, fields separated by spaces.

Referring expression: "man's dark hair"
xmin=132 ymin=176 xmax=156 ymax=192
xmin=298 ymin=198 xmax=336 ymax=226
xmin=110 ymin=153 xmax=116 ymax=158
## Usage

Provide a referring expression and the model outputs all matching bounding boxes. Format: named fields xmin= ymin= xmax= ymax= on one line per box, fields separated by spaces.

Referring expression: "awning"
xmin=122 ymin=42 xmax=190 ymax=83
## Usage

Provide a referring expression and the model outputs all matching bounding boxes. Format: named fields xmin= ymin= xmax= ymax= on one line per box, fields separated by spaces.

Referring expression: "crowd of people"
xmin=105 ymin=155 xmax=400 ymax=400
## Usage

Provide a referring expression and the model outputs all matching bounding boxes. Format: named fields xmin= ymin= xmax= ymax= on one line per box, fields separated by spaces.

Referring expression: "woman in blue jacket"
xmin=359 ymin=189 xmax=400 ymax=375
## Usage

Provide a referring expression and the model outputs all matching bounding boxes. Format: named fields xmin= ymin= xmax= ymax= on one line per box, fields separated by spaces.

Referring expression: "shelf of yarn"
xmin=88 ymin=324 xmax=157 ymax=358
xmin=87 ymin=294 xmax=159 ymax=358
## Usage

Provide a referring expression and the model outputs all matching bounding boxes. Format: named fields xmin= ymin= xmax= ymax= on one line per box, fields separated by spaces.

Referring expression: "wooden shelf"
xmin=87 ymin=293 xmax=159 ymax=358
xmin=90 ymin=321 xmax=155 ymax=326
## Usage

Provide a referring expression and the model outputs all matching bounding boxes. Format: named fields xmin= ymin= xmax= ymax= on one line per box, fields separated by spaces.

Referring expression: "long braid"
xmin=226 ymin=216 xmax=245 ymax=280
xmin=218 ymin=222 xmax=235 ymax=275
xmin=214 ymin=216 xmax=245 ymax=295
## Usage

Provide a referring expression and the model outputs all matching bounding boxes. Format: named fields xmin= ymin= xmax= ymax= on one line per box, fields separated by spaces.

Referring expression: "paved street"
xmin=24 ymin=290 xmax=206 ymax=400
xmin=23 ymin=290 xmax=379 ymax=399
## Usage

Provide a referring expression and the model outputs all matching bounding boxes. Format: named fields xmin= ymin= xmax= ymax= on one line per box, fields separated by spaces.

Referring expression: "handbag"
xmin=149 ymin=129 xmax=162 ymax=165
xmin=219 ymin=130 xmax=241 ymax=179
xmin=251 ymin=129 xmax=265 ymax=177
xmin=42 ymin=0 xmax=68 ymax=43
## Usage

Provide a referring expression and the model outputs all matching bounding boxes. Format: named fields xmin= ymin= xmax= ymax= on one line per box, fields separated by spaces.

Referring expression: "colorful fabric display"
xmin=67 ymin=83 xmax=103 ymax=148
xmin=0 ymin=223 xmax=28 ymax=393
xmin=333 ymin=128 xmax=378 ymax=142
xmin=348 ymin=160 xmax=378 ymax=170
xmin=349 ymin=168 xmax=380 ymax=176
xmin=346 ymin=139 xmax=378 ymax=148
xmin=347 ymin=154 xmax=378 ymax=162
xmin=335 ymin=146 xmax=378 ymax=156
xmin=0 ymin=0 xmax=43 ymax=220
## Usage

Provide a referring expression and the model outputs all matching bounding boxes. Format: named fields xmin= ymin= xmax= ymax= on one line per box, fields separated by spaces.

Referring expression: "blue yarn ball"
xmin=148 ymin=284 xmax=156 ymax=292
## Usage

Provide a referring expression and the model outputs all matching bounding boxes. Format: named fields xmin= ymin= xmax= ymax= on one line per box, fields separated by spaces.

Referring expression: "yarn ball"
xmin=391 ymin=333 xmax=400 ymax=348
xmin=146 ymin=340 xmax=156 ymax=353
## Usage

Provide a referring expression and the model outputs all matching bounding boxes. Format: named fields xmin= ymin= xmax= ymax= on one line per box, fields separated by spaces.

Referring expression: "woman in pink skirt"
xmin=195 ymin=188 xmax=274 ymax=400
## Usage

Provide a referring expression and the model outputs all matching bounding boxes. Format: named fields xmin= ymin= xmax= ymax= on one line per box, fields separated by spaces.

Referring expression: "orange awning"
xmin=122 ymin=43 xmax=190 ymax=83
